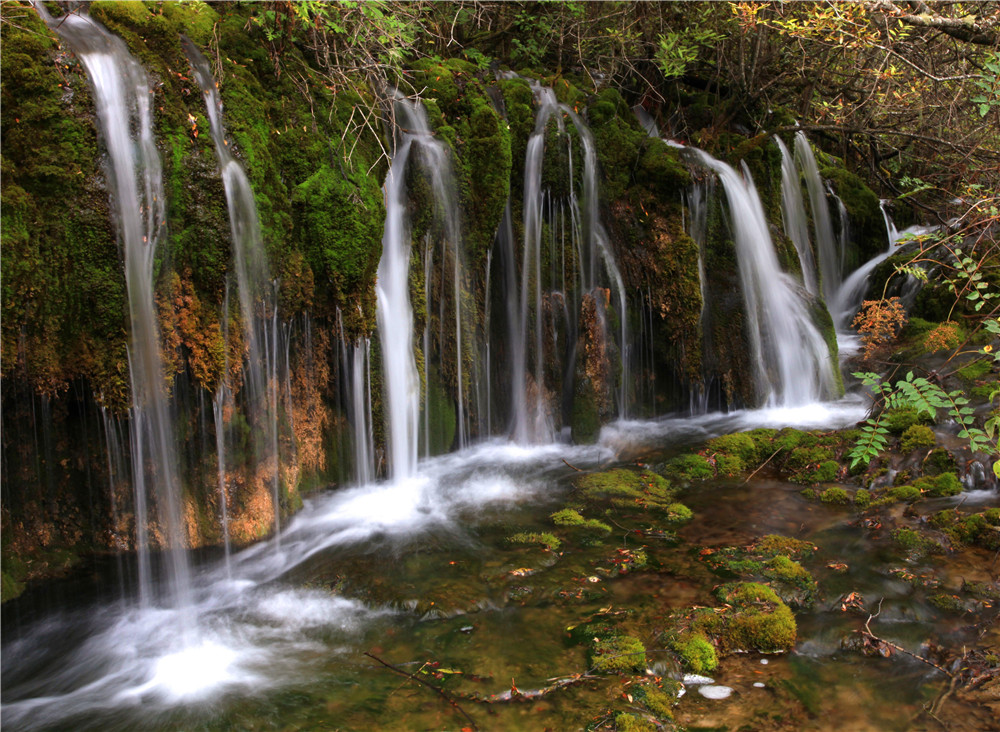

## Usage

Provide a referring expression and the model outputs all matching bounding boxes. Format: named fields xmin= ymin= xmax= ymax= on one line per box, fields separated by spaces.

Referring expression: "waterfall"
xmin=339 ymin=308 xmax=375 ymax=485
xmin=567 ymin=109 xmax=630 ymax=419
xmin=508 ymin=81 xmax=630 ymax=441
xmin=184 ymin=39 xmax=283 ymax=544
xmin=690 ymin=150 xmax=836 ymax=406
xmin=794 ymin=132 xmax=840 ymax=303
xmin=831 ymin=204 xmax=933 ymax=329
xmin=378 ymin=93 xmax=457 ymax=481
xmin=776 ymin=136 xmax=818 ymax=295
xmin=35 ymin=4 xmax=192 ymax=608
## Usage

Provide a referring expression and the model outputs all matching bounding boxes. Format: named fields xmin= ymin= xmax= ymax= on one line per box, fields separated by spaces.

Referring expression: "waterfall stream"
xmin=689 ymin=149 xmax=837 ymax=406
xmin=35 ymin=4 xmax=192 ymax=610
xmin=183 ymin=38 xmax=285 ymax=547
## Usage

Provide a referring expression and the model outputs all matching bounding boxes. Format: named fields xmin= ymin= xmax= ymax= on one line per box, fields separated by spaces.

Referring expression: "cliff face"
xmin=0 ymin=1 xmax=879 ymax=599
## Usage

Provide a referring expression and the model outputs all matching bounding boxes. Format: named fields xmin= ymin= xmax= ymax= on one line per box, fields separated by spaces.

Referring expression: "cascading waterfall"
xmin=831 ymin=203 xmax=933 ymax=330
xmin=184 ymin=38 xmax=284 ymax=544
xmin=339 ymin=312 xmax=375 ymax=485
xmin=568 ymin=108 xmax=630 ymax=419
xmin=776 ymin=136 xmax=819 ymax=295
xmin=690 ymin=149 xmax=837 ymax=406
xmin=509 ymin=81 xmax=630 ymax=441
xmin=36 ymin=4 xmax=191 ymax=609
xmin=376 ymin=95 xmax=430 ymax=480
xmin=795 ymin=132 xmax=841 ymax=303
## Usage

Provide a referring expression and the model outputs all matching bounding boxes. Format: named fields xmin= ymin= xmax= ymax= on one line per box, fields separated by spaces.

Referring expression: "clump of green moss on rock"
xmin=669 ymin=631 xmax=718 ymax=674
xmin=706 ymin=582 xmax=798 ymax=653
xmin=550 ymin=508 xmax=612 ymax=545
xmin=506 ymin=532 xmax=561 ymax=552
xmin=576 ymin=468 xmax=688 ymax=520
xmin=589 ymin=634 xmax=648 ymax=674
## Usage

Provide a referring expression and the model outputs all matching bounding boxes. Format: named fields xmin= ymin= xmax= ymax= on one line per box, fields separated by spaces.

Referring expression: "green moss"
xmin=707 ymin=432 xmax=760 ymax=464
xmin=590 ymin=634 xmax=647 ymax=674
xmin=1 ymin=570 xmax=26 ymax=603
xmin=930 ymin=508 xmax=1000 ymax=550
xmin=293 ymin=164 xmax=384 ymax=308
xmin=577 ymin=468 xmax=676 ymax=512
xmin=614 ymin=713 xmax=656 ymax=732
xmin=891 ymin=527 xmax=941 ymax=555
xmin=663 ymin=453 xmax=714 ymax=481
xmin=885 ymin=407 xmax=929 ymax=433
xmin=507 ymin=532 xmax=561 ymax=552
xmin=956 ymin=359 xmax=990 ymax=383
xmin=550 ymin=508 xmax=612 ymax=543
xmin=638 ymin=685 xmax=676 ymax=720
xmin=913 ymin=473 xmax=963 ymax=497
xmin=670 ymin=632 xmax=718 ymax=674
xmin=923 ymin=448 xmax=957 ymax=476
xmin=888 ymin=484 xmax=922 ymax=502
xmin=715 ymin=453 xmax=745 ymax=477
xmin=900 ymin=424 xmax=936 ymax=452
xmin=755 ymin=535 xmax=816 ymax=559
xmin=928 ymin=593 xmax=966 ymax=613
xmin=820 ymin=487 xmax=850 ymax=504
xmin=854 ymin=489 xmax=872 ymax=508
xmin=715 ymin=582 xmax=797 ymax=653
xmin=791 ymin=459 xmax=840 ymax=485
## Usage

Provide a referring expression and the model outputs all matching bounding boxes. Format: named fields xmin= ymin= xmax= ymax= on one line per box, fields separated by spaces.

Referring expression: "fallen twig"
xmin=364 ymin=652 xmax=478 ymax=730
xmin=860 ymin=598 xmax=954 ymax=678
xmin=563 ymin=458 xmax=583 ymax=472
xmin=743 ymin=448 xmax=782 ymax=484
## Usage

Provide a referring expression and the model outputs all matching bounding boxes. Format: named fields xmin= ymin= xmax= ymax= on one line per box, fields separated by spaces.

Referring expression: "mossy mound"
xmin=669 ymin=631 xmax=718 ymax=674
xmin=506 ymin=532 xmax=561 ymax=552
xmin=589 ymin=634 xmax=647 ymax=674
xmin=701 ymin=539 xmax=818 ymax=609
xmin=929 ymin=508 xmax=1000 ymax=550
xmin=662 ymin=453 xmax=714 ymax=481
xmin=576 ymin=468 xmax=682 ymax=516
xmin=550 ymin=508 xmax=612 ymax=545
xmin=707 ymin=582 xmax=798 ymax=653
xmin=900 ymin=424 xmax=936 ymax=452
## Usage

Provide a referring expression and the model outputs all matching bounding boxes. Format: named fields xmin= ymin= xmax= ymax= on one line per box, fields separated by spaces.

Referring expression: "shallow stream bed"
xmin=3 ymin=401 xmax=997 ymax=731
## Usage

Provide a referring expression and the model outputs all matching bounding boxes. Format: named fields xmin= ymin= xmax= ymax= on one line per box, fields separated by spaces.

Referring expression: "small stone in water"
xmin=460 ymin=626 xmax=474 ymax=633
xmin=698 ymin=685 xmax=733 ymax=700
xmin=759 ymin=658 xmax=769 ymax=665
xmin=683 ymin=674 xmax=714 ymax=685
xmin=753 ymin=682 xmax=766 ymax=688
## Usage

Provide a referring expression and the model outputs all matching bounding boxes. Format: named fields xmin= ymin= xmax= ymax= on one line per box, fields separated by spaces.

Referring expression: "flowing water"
xmin=795 ymin=132 xmax=841 ymax=304
xmin=34 ymin=4 xmax=191 ymax=610
xmin=183 ymin=38 xmax=284 ymax=544
xmin=776 ymin=136 xmax=819 ymax=296
xmin=3 ymin=400 xmax=882 ymax=732
xmin=689 ymin=149 xmax=837 ymax=407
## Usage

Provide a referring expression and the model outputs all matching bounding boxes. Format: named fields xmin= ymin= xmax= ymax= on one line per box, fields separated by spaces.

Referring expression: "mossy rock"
xmin=550 ymin=508 xmax=612 ymax=544
xmin=930 ymin=508 xmax=1000 ymax=550
xmin=753 ymin=535 xmax=816 ymax=559
xmin=589 ymin=634 xmax=647 ymax=674
xmin=506 ymin=532 xmax=561 ymax=552
xmin=576 ymin=468 xmax=677 ymax=513
xmin=670 ymin=632 xmax=718 ymax=674
xmin=614 ymin=713 xmax=657 ymax=732
xmin=819 ymin=487 xmax=850 ymax=504
xmin=891 ymin=527 xmax=943 ymax=556
xmin=900 ymin=424 xmax=936 ymax=452
xmin=913 ymin=473 xmax=963 ymax=497
xmin=712 ymin=582 xmax=797 ymax=653
xmin=662 ymin=453 xmax=714 ymax=481
xmin=885 ymin=407 xmax=931 ymax=434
